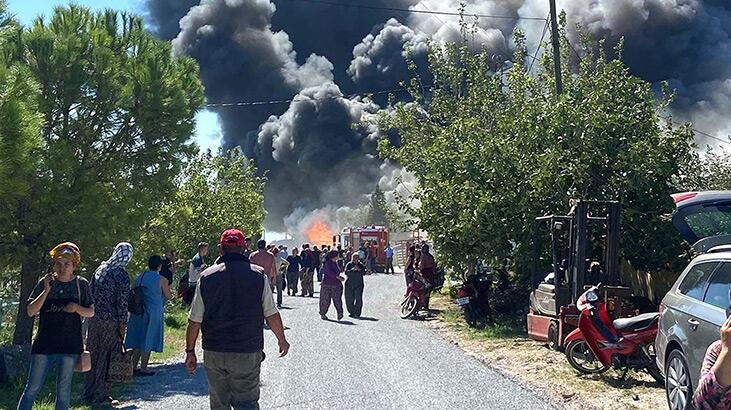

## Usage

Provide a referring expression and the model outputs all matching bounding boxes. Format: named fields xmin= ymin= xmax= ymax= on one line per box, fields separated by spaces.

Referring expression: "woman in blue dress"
xmin=125 ymin=255 xmax=173 ymax=375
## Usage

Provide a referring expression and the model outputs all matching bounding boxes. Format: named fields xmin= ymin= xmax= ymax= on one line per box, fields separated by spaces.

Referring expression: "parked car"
xmin=656 ymin=191 xmax=731 ymax=410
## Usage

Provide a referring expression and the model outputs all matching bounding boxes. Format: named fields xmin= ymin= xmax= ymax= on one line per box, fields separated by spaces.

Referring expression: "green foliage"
xmin=13 ymin=5 xmax=205 ymax=267
xmin=133 ymin=149 xmax=266 ymax=272
xmin=676 ymin=146 xmax=731 ymax=192
xmin=0 ymin=5 xmax=205 ymax=344
xmin=378 ymin=28 xmax=695 ymax=280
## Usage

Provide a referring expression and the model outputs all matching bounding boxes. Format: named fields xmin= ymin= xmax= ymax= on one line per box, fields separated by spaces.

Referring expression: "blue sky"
xmin=8 ymin=0 xmax=222 ymax=153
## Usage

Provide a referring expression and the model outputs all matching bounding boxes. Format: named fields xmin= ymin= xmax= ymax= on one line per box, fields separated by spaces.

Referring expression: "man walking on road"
xmin=300 ymin=244 xmax=315 ymax=297
xmin=185 ymin=229 xmax=290 ymax=410
xmin=384 ymin=243 xmax=394 ymax=274
xmin=250 ymin=239 xmax=276 ymax=291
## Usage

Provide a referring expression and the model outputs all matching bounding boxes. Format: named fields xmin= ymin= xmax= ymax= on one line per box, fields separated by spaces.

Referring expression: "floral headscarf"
xmin=94 ymin=242 xmax=134 ymax=280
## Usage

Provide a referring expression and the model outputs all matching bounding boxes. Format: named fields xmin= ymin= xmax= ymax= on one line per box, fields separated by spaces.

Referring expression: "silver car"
xmin=656 ymin=191 xmax=731 ymax=410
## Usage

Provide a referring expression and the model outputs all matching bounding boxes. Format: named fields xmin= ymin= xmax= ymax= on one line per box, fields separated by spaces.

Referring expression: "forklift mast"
xmin=568 ymin=200 xmax=621 ymax=302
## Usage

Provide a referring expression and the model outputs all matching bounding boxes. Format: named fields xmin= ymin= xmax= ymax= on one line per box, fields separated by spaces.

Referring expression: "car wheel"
xmin=665 ymin=349 xmax=691 ymax=410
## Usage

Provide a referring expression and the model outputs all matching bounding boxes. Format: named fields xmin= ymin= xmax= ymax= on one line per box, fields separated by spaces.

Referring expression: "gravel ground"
xmin=121 ymin=273 xmax=555 ymax=409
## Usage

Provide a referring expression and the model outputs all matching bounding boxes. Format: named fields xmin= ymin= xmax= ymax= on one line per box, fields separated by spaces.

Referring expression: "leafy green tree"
xmin=0 ymin=1 xmax=41 ymax=266
xmin=134 ymin=149 xmax=266 ymax=274
xmin=378 ymin=28 xmax=694 ymax=281
xmin=676 ymin=146 xmax=731 ymax=192
xmin=6 ymin=6 xmax=204 ymax=344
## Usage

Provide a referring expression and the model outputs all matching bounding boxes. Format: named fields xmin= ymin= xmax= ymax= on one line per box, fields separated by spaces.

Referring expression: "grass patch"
xmin=0 ymin=372 xmax=126 ymax=410
xmin=150 ymin=301 xmax=189 ymax=364
xmin=0 ymin=301 xmax=189 ymax=408
xmin=434 ymin=290 xmax=526 ymax=340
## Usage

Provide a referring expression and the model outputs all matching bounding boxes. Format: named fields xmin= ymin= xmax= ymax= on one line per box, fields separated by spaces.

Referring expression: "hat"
xmin=49 ymin=242 xmax=80 ymax=265
xmin=220 ymin=229 xmax=246 ymax=248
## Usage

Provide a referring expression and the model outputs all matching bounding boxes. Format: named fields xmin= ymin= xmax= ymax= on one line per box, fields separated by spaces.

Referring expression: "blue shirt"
xmin=385 ymin=247 xmax=394 ymax=258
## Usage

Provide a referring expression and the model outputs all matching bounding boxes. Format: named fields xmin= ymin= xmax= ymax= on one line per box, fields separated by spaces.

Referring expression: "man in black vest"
xmin=185 ymin=229 xmax=290 ymax=409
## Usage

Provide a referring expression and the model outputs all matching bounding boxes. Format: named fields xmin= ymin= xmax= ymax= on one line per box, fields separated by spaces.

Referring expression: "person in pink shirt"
xmin=249 ymin=240 xmax=276 ymax=291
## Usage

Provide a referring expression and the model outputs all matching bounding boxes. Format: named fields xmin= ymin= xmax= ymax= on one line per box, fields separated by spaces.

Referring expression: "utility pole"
xmin=549 ymin=0 xmax=563 ymax=95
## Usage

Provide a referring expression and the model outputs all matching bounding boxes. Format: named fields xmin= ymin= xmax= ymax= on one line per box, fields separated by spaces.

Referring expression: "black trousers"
xmin=344 ymin=278 xmax=364 ymax=317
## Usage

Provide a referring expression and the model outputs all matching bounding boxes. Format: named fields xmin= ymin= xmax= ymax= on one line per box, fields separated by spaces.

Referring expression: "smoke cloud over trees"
xmin=143 ymin=0 xmax=731 ymax=231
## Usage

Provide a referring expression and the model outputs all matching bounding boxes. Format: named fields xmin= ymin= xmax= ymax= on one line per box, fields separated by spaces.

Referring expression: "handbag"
xmin=107 ymin=337 xmax=134 ymax=384
xmin=74 ymin=278 xmax=92 ymax=373
xmin=128 ymin=271 xmax=146 ymax=315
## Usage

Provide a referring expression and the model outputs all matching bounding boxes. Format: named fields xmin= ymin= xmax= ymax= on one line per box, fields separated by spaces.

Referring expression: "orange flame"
xmin=305 ymin=220 xmax=334 ymax=246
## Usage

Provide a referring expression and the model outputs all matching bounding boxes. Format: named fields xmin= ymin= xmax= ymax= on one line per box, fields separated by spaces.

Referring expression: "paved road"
xmin=122 ymin=274 xmax=555 ymax=409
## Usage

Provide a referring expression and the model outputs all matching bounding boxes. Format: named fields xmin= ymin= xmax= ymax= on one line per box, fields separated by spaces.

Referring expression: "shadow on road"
xmin=122 ymin=361 xmax=209 ymax=407
xmin=352 ymin=316 xmax=379 ymax=322
xmin=323 ymin=319 xmax=356 ymax=325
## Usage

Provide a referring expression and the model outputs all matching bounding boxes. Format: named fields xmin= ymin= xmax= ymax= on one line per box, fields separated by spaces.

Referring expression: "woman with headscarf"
xmin=319 ymin=251 xmax=345 ymax=321
xmin=18 ymin=243 xmax=94 ymax=410
xmin=84 ymin=242 xmax=133 ymax=407
xmin=344 ymin=253 xmax=366 ymax=318
xmin=404 ymin=245 xmax=416 ymax=286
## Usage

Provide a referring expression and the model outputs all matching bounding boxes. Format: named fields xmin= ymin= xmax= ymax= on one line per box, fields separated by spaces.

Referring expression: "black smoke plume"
xmin=144 ymin=0 xmax=731 ymax=230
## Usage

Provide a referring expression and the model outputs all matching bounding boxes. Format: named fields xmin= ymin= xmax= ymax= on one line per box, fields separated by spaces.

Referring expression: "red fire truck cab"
xmin=336 ymin=226 xmax=390 ymax=272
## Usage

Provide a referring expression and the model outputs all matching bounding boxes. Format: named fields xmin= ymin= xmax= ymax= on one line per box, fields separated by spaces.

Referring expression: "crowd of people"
xmin=266 ymin=241 xmax=397 ymax=320
xmin=15 ymin=233 xmax=405 ymax=409
xmin=16 ymin=231 xmax=452 ymax=410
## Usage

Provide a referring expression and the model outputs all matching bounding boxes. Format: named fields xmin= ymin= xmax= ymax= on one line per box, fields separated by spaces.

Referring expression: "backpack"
xmin=127 ymin=272 xmax=147 ymax=315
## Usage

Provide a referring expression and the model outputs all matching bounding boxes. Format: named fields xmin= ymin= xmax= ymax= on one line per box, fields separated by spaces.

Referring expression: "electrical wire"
xmin=205 ymin=87 xmax=415 ymax=108
xmin=278 ymin=0 xmax=546 ymax=21
xmin=528 ymin=15 xmax=550 ymax=74
xmin=660 ymin=115 xmax=731 ymax=146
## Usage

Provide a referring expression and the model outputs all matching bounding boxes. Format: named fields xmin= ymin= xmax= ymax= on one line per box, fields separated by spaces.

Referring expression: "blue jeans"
xmin=17 ymin=354 xmax=78 ymax=410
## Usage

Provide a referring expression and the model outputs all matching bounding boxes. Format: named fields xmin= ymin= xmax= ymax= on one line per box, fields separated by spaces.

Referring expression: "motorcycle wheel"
xmin=400 ymin=295 xmax=419 ymax=319
xmin=565 ymin=339 xmax=609 ymax=374
xmin=463 ymin=305 xmax=477 ymax=328
xmin=645 ymin=343 xmax=664 ymax=385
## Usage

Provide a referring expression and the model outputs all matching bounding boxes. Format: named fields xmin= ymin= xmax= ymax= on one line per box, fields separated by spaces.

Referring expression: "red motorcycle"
xmin=400 ymin=276 xmax=428 ymax=319
xmin=564 ymin=285 xmax=663 ymax=383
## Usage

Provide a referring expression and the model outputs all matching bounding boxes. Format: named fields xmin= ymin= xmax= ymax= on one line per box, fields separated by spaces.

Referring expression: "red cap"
xmin=220 ymin=229 xmax=246 ymax=247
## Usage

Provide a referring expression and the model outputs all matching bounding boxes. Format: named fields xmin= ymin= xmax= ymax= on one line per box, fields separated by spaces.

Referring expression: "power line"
xmin=528 ymin=15 xmax=550 ymax=74
xmin=416 ymin=1 xmax=445 ymax=25
xmin=205 ymin=87 xmax=414 ymax=108
xmin=660 ymin=115 xmax=731 ymax=146
xmin=278 ymin=0 xmax=546 ymax=21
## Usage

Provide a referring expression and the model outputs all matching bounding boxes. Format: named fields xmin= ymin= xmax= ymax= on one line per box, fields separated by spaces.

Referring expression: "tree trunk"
xmin=12 ymin=255 xmax=41 ymax=345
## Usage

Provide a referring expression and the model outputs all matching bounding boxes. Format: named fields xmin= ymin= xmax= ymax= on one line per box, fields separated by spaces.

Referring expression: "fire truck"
xmin=335 ymin=226 xmax=390 ymax=272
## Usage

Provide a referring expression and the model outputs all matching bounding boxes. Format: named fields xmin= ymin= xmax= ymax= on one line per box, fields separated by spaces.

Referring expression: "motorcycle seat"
xmin=612 ymin=312 xmax=659 ymax=332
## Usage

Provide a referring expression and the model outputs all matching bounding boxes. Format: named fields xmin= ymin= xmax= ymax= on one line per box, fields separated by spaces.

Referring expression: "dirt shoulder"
xmin=426 ymin=293 xmax=666 ymax=410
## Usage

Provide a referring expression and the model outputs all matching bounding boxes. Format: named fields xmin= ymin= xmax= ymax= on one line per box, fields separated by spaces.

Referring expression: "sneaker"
xmin=320 ymin=315 xmax=328 ymax=320
xmin=337 ymin=314 xmax=344 ymax=321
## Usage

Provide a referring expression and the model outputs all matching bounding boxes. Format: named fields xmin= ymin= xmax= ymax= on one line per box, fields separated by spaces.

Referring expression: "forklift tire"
xmin=548 ymin=321 xmax=561 ymax=351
